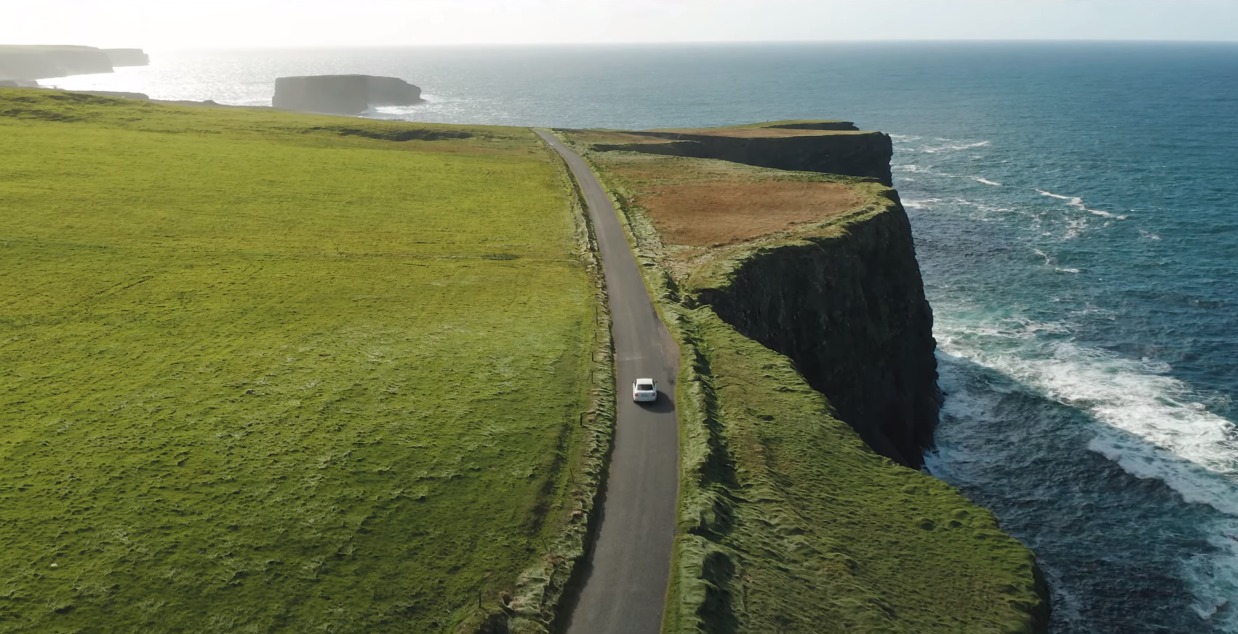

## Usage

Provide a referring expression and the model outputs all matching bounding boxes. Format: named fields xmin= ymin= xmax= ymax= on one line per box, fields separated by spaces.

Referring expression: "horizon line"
xmin=10 ymin=37 xmax=1238 ymax=51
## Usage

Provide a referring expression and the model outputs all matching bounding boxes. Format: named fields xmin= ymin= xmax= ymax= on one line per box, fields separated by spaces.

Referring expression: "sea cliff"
xmin=696 ymin=191 xmax=940 ymax=468
xmin=0 ymin=45 xmax=149 ymax=81
xmin=559 ymin=123 xmax=1050 ymax=632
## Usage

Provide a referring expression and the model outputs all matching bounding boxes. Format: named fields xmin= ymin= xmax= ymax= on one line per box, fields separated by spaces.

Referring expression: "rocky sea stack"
xmin=272 ymin=75 xmax=424 ymax=115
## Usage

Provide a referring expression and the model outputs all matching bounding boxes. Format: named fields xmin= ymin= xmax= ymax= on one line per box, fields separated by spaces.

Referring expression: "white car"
xmin=632 ymin=378 xmax=658 ymax=403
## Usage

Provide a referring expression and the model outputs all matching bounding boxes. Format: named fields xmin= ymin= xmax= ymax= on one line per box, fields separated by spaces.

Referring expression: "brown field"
xmin=643 ymin=180 xmax=864 ymax=246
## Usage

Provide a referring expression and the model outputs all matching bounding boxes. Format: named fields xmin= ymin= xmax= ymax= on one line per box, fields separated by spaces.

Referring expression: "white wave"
xmin=1037 ymin=189 xmax=1127 ymax=221
xmin=937 ymin=318 xmax=1070 ymax=348
xmin=902 ymin=198 xmax=943 ymax=210
xmin=1062 ymin=217 xmax=1088 ymax=240
xmin=923 ymin=140 xmax=991 ymax=154
xmin=1140 ymin=229 xmax=1163 ymax=241
xmin=894 ymin=163 xmax=963 ymax=179
xmin=1087 ymin=208 xmax=1129 ymax=220
xmin=1088 ymin=432 xmax=1238 ymax=515
xmin=1031 ymin=248 xmax=1081 ymax=274
xmin=936 ymin=338 xmax=1238 ymax=625
xmin=1037 ymin=189 xmax=1075 ymax=201
xmin=890 ymin=134 xmax=923 ymax=142
xmin=950 ymin=198 xmax=1014 ymax=215
xmin=1041 ymin=190 xmax=1088 ymax=211
xmin=940 ymin=334 xmax=1238 ymax=512
xmin=971 ymin=176 xmax=1003 ymax=187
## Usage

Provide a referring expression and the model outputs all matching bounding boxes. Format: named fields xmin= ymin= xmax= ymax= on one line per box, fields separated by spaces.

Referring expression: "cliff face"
xmin=696 ymin=196 xmax=940 ymax=467
xmin=365 ymin=76 xmax=422 ymax=106
xmin=577 ymin=123 xmax=936 ymax=466
xmin=272 ymin=75 xmax=423 ymax=115
xmin=598 ymin=130 xmax=894 ymax=186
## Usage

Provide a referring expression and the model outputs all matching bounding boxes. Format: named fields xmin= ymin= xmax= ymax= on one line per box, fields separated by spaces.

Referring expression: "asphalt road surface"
xmin=537 ymin=130 xmax=680 ymax=634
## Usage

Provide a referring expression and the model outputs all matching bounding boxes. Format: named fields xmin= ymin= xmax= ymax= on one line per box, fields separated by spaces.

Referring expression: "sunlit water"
xmin=54 ymin=42 xmax=1238 ymax=632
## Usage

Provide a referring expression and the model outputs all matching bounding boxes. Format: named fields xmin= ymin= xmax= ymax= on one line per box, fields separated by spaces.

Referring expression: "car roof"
xmin=635 ymin=378 xmax=656 ymax=383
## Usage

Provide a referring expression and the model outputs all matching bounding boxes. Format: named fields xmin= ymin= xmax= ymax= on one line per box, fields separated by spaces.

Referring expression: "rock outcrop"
xmin=0 ymin=45 xmax=148 ymax=81
xmin=696 ymin=193 xmax=941 ymax=467
xmin=272 ymin=75 xmax=424 ymax=115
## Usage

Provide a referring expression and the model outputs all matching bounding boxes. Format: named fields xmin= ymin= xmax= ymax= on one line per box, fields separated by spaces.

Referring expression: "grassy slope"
xmin=561 ymin=136 xmax=1044 ymax=633
xmin=0 ymin=90 xmax=596 ymax=633
xmin=677 ymin=310 xmax=1041 ymax=633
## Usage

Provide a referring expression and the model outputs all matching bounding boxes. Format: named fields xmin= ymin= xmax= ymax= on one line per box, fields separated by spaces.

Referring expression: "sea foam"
xmin=1037 ymin=189 xmax=1128 ymax=220
xmin=923 ymin=139 xmax=992 ymax=154
xmin=936 ymin=327 xmax=1238 ymax=628
xmin=942 ymin=335 xmax=1238 ymax=512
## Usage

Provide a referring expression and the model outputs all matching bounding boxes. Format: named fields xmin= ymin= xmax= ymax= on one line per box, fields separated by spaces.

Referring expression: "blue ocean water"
xmin=55 ymin=42 xmax=1238 ymax=632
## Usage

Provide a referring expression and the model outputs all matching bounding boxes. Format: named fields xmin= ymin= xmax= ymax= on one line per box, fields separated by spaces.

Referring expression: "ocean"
xmin=53 ymin=42 xmax=1238 ymax=632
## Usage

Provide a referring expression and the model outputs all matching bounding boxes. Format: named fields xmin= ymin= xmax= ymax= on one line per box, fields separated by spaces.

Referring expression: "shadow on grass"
xmin=698 ymin=552 xmax=739 ymax=634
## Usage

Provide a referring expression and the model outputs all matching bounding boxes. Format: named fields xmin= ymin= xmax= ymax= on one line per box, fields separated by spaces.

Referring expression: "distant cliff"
xmin=0 ymin=45 xmax=148 ymax=81
xmin=273 ymin=75 xmax=424 ymax=115
xmin=104 ymin=49 xmax=150 ymax=67
xmin=595 ymin=124 xmax=894 ymax=186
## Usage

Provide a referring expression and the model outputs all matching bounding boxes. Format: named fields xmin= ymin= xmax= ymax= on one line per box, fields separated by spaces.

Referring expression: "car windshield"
xmin=636 ymin=382 xmax=654 ymax=391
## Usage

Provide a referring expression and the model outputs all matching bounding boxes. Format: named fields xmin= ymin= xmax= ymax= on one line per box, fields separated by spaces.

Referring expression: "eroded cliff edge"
xmin=696 ymin=191 xmax=939 ymax=468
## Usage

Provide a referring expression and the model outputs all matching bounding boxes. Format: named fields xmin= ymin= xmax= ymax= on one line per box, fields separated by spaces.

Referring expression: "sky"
xmin=3 ymin=0 xmax=1237 ymax=49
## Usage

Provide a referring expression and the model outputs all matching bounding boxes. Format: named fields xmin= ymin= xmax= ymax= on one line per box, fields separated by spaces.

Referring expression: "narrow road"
xmin=537 ymin=130 xmax=680 ymax=634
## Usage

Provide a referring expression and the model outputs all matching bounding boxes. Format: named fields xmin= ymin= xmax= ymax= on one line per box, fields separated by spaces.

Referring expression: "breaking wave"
xmin=1037 ymin=189 xmax=1129 ymax=220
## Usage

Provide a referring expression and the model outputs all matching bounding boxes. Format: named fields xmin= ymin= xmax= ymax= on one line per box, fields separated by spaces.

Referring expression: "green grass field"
xmin=0 ymin=90 xmax=598 ymax=632
xmin=559 ymin=134 xmax=1047 ymax=633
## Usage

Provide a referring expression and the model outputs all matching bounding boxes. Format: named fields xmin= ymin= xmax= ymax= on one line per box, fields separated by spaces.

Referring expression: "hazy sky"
xmin=4 ymin=0 xmax=1237 ymax=48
